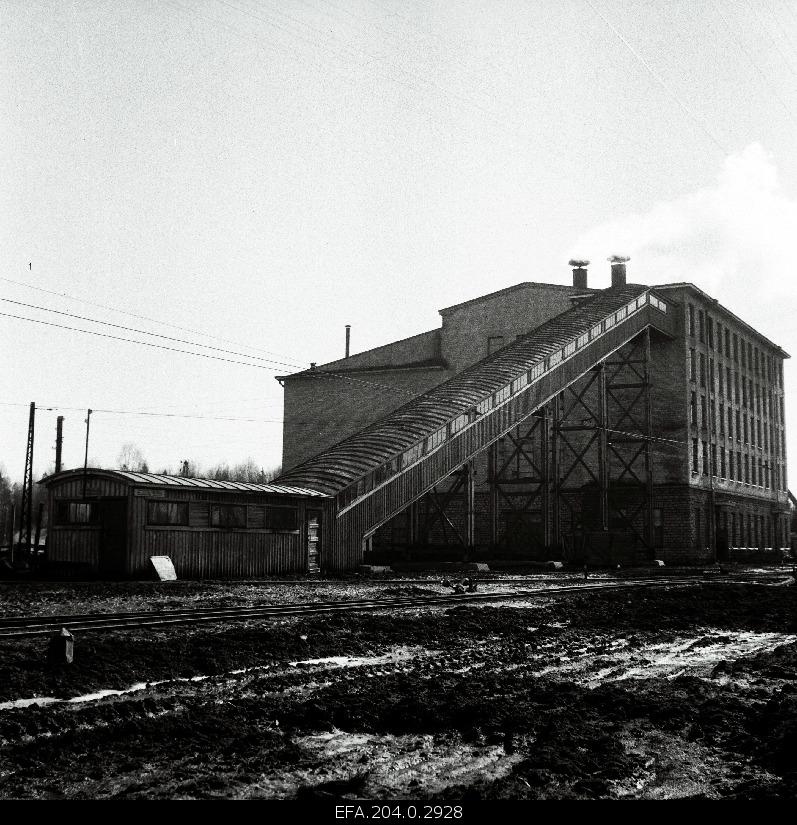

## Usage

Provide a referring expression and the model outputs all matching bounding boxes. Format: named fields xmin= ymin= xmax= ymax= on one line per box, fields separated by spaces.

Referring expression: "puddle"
xmin=0 ymin=647 xmax=429 ymax=712
xmin=527 ymin=630 xmax=797 ymax=687
xmin=288 ymin=649 xmax=420 ymax=669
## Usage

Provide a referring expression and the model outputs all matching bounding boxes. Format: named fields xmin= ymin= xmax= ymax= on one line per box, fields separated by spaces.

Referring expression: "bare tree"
xmin=117 ymin=442 xmax=149 ymax=472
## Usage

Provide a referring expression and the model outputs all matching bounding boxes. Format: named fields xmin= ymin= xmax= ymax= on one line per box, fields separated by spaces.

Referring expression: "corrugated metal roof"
xmin=277 ymin=285 xmax=652 ymax=495
xmin=40 ymin=468 xmax=328 ymax=497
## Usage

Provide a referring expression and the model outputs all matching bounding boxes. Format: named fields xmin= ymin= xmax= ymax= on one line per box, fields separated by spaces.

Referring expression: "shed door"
xmin=307 ymin=510 xmax=321 ymax=573
xmin=100 ymin=498 xmax=127 ymax=577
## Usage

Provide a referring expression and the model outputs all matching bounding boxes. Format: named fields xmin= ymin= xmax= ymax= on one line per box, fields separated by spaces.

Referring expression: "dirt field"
xmin=0 ymin=576 xmax=796 ymax=800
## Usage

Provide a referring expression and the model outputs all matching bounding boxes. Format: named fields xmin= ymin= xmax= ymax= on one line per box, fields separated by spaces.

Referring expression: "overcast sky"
xmin=2 ymin=0 xmax=797 ymax=482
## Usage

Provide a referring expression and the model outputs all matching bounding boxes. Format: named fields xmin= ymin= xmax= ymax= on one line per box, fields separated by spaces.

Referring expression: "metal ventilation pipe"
xmin=569 ymin=259 xmax=590 ymax=290
xmin=345 ymin=325 xmax=351 ymax=358
xmin=609 ymin=255 xmax=630 ymax=288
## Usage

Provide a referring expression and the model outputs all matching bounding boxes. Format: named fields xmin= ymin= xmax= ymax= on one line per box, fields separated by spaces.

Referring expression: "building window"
xmin=736 ymin=410 xmax=741 ymax=441
xmin=689 ymin=349 xmax=696 ymax=382
xmin=487 ymin=335 xmax=505 ymax=355
xmin=719 ymin=402 xmax=725 ymax=435
xmin=264 ymin=506 xmax=299 ymax=531
xmin=707 ymin=316 xmax=714 ymax=348
xmin=728 ymin=406 xmax=733 ymax=438
xmin=688 ymin=304 xmax=695 ymax=337
xmin=700 ymin=396 xmax=707 ymax=429
xmin=55 ymin=500 xmax=100 ymax=525
xmin=709 ymin=358 xmax=714 ymax=388
xmin=699 ymin=353 xmax=706 ymax=387
xmin=147 ymin=501 xmax=189 ymax=526
xmin=711 ymin=444 xmax=717 ymax=477
xmin=702 ymin=440 xmax=709 ymax=475
xmin=725 ymin=329 xmax=731 ymax=357
xmin=720 ymin=446 xmax=726 ymax=478
xmin=210 ymin=504 xmax=247 ymax=528
xmin=698 ymin=310 xmax=705 ymax=342
xmin=690 ymin=392 xmax=697 ymax=427
xmin=744 ymin=455 xmax=750 ymax=485
xmin=728 ymin=448 xmax=734 ymax=480
xmin=718 ymin=367 xmax=724 ymax=396
xmin=743 ymin=415 xmax=748 ymax=444
xmin=733 ymin=333 xmax=738 ymax=363
xmin=692 ymin=439 xmax=699 ymax=473
xmin=737 ymin=451 xmax=742 ymax=481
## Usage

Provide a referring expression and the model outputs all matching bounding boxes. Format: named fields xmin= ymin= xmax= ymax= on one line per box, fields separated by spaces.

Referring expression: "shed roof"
xmin=39 ymin=468 xmax=328 ymax=497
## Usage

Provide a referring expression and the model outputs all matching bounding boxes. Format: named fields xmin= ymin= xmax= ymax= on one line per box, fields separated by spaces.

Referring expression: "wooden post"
xmin=598 ymin=362 xmax=609 ymax=532
xmin=55 ymin=416 xmax=64 ymax=474
xmin=8 ymin=503 xmax=15 ymax=565
xmin=488 ymin=441 xmax=498 ymax=549
xmin=465 ymin=460 xmax=476 ymax=553
xmin=33 ymin=501 xmax=44 ymax=561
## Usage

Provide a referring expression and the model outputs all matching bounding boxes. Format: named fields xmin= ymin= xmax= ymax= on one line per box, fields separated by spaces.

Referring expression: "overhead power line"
xmin=0 ymin=400 xmax=281 ymax=423
xmin=1 ymin=311 xmax=288 ymax=371
xmin=1 ymin=297 xmax=303 ymax=370
xmin=0 ymin=275 xmax=301 ymax=364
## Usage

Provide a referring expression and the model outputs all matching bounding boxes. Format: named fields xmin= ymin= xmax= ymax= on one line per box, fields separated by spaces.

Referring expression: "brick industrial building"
xmin=276 ymin=258 xmax=790 ymax=570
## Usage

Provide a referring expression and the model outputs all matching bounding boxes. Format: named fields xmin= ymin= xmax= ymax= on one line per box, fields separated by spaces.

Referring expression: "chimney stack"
xmin=568 ymin=259 xmax=590 ymax=290
xmin=345 ymin=325 xmax=351 ymax=359
xmin=608 ymin=255 xmax=630 ymax=288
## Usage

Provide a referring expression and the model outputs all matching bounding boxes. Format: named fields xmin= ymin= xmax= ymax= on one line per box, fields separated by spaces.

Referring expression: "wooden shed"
xmin=39 ymin=469 xmax=330 ymax=579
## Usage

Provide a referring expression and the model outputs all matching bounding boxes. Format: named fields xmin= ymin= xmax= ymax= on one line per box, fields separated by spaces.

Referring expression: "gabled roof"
xmin=438 ymin=280 xmax=591 ymax=315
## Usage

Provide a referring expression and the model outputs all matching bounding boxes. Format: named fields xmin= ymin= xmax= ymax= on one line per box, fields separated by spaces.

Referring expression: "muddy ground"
xmin=0 ymin=578 xmax=796 ymax=799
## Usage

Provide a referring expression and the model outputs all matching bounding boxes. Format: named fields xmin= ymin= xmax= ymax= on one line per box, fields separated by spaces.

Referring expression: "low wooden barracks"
xmin=276 ymin=258 xmax=790 ymax=572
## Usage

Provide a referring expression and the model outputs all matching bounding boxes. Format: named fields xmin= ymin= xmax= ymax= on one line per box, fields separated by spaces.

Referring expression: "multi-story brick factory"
xmin=276 ymin=258 xmax=790 ymax=570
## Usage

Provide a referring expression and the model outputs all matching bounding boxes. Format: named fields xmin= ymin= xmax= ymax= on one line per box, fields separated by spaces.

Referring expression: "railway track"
xmin=0 ymin=573 xmax=788 ymax=638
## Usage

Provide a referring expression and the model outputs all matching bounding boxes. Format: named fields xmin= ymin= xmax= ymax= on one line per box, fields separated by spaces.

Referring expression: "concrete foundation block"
xmin=359 ymin=565 xmax=393 ymax=576
xmin=547 ymin=561 xmax=564 ymax=570
xmin=459 ymin=562 xmax=490 ymax=572
xmin=47 ymin=628 xmax=74 ymax=665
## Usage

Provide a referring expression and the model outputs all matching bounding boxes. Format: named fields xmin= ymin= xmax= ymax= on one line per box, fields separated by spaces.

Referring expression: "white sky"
xmin=2 ymin=0 xmax=797 ymax=482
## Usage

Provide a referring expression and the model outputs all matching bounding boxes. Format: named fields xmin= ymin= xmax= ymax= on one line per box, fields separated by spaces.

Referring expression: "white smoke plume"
xmin=570 ymin=142 xmax=797 ymax=473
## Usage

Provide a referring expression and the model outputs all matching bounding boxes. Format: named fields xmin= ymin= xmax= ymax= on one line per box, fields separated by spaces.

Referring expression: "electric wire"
xmin=0 ymin=298 xmax=303 ymax=370
xmin=0 ymin=276 xmax=300 ymax=364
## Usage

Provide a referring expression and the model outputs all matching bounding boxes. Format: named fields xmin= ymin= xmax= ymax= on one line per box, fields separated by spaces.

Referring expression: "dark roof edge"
xmin=439 ymin=281 xmax=589 ymax=316
xmin=38 ymin=468 xmax=328 ymax=495
xmin=277 ymin=327 xmax=441 ymax=380
xmin=653 ymin=282 xmax=790 ymax=358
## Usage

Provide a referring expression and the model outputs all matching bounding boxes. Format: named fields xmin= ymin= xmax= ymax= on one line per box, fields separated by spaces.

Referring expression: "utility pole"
xmin=19 ymin=402 xmax=35 ymax=556
xmin=55 ymin=416 xmax=64 ymax=473
xmin=82 ymin=409 xmax=92 ymax=499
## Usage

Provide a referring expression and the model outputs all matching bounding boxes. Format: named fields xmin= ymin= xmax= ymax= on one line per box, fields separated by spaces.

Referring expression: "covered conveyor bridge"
xmin=277 ymin=285 xmax=675 ymax=569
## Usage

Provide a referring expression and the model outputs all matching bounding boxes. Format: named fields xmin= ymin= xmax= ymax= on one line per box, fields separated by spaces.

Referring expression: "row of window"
xmin=689 ymin=392 xmax=786 ymax=457
xmin=54 ymin=499 xmax=299 ymax=531
xmin=695 ymin=508 xmax=789 ymax=550
xmin=147 ymin=501 xmax=298 ymax=530
xmin=687 ymin=303 xmax=783 ymax=387
xmin=689 ymin=349 xmax=784 ymax=423
xmin=690 ymin=439 xmax=786 ymax=489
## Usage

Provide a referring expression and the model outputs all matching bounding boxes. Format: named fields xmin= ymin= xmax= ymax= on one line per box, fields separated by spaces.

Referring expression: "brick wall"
xmin=282 ymin=365 xmax=452 ymax=471
xmin=440 ymin=283 xmax=582 ymax=374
